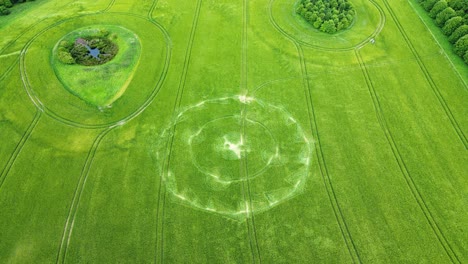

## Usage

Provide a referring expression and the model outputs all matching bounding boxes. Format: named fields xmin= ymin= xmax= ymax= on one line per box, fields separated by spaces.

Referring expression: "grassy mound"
xmin=52 ymin=26 xmax=141 ymax=107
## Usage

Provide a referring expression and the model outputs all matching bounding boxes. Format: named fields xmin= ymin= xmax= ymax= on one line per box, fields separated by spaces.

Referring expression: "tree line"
xmin=418 ymin=0 xmax=468 ymax=64
xmin=296 ymin=0 xmax=356 ymax=34
xmin=0 ymin=0 xmax=36 ymax=16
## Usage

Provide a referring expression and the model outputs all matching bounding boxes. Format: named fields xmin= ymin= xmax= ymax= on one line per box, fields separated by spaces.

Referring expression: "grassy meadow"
xmin=0 ymin=0 xmax=467 ymax=263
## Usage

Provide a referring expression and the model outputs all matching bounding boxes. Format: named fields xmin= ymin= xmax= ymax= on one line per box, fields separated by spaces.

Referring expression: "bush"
xmin=442 ymin=16 xmax=463 ymax=35
xmin=58 ymin=51 xmax=75 ymax=64
xmin=464 ymin=49 xmax=468 ymax=64
xmin=0 ymin=6 xmax=10 ymax=15
xmin=435 ymin=7 xmax=456 ymax=26
xmin=429 ymin=1 xmax=448 ymax=18
xmin=422 ymin=0 xmax=439 ymax=11
xmin=320 ymin=20 xmax=337 ymax=34
xmin=449 ymin=25 xmax=468 ymax=43
xmin=454 ymin=34 xmax=468 ymax=56
xmin=448 ymin=0 xmax=468 ymax=11
xmin=3 ymin=0 xmax=13 ymax=8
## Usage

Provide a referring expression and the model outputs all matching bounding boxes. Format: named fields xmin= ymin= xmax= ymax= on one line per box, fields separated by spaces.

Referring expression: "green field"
xmin=0 ymin=0 xmax=467 ymax=263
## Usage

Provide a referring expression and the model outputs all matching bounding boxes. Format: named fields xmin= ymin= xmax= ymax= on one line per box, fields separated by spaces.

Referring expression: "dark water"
xmin=85 ymin=45 xmax=100 ymax=60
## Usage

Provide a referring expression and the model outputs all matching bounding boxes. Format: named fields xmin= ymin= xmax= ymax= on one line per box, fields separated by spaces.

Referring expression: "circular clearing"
xmin=157 ymin=96 xmax=313 ymax=219
xmin=21 ymin=13 xmax=170 ymax=128
xmin=268 ymin=0 xmax=384 ymax=50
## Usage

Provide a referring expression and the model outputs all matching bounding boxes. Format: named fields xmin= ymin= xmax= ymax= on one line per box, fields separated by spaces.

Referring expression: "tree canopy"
xmin=0 ymin=0 xmax=36 ymax=16
xmin=419 ymin=0 xmax=468 ymax=64
xmin=296 ymin=0 xmax=356 ymax=34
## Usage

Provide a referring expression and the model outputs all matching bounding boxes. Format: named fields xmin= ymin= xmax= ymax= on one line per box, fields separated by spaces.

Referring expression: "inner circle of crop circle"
xmin=190 ymin=115 xmax=277 ymax=183
xmin=159 ymin=96 xmax=313 ymax=219
xmin=20 ymin=13 xmax=170 ymax=129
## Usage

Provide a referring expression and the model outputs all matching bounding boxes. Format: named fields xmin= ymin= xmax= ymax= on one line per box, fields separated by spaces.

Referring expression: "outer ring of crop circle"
xmin=20 ymin=13 xmax=171 ymax=129
xmin=161 ymin=96 xmax=313 ymax=217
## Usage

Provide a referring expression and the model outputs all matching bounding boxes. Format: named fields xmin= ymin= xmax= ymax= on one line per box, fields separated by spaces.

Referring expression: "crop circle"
xmin=158 ymin=96 xmax=313 ymax=219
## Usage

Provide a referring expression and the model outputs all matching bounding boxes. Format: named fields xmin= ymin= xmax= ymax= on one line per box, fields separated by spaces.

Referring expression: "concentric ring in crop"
xmin=157 ymin=96 xmax=313 ymax=219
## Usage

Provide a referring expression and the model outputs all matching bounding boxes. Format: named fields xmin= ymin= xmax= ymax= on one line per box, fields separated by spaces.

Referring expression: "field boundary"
xmin=355 ymin=48 xmax=460 ymax=264
xmin=380 ymin=0 xmax=467 ymax=149
xmin=154 ymin=0 xmax=202 ymax=262
xmin=407 ymin=0 xmax=468 ymax=89
xmin=0 ymin=111 xmax=41 ymax=191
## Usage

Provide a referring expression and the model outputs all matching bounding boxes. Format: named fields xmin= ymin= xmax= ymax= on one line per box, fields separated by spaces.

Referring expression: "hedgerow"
xmin=418 ymin=0 xmax=468 ymax=64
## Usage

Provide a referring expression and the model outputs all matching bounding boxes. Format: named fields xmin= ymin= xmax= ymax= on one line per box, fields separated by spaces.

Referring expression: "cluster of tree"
xmin=419 ymin=0 xmax=468 ymax=64
xmin=57 ymin=30 xmax=119 ymax=66
xmin=296 ymin=0 xmax=356 ymax=34
xmin=0 ymin=0 xmax=36 ymax=16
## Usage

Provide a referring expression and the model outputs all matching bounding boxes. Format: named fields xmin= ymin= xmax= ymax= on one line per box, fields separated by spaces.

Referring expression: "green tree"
xmin=297 ymin=0 xmax=355 ymax=33
xmin=449 ymin=25 xmax=468 ymax=43
xmin=422 ymin=0 xmax=438 ymax=11
xmin=454 ymin=34 xmax=468 ymax=56
xmin=442 ymin=16 xmax=463 ymax=35
xmin=435 ymin=7 xmax=456 ymax=26
xmin=464 ymin=49 xmax=468 ymax=64
xmin=313 ymin=17 xmax=323 ymax=28
xmin=0 ymin=5 xmax=10 ymax=15
xmin=429 ymin=1 xmax=448 ymax=18
xmin=448 ymin=0 xmax=468 ymax=11
xmin=58 ymin=51 xmax=76 ymax=64
xmin=320 ymin=20 xmax=337 ymax=33
xmin=3 ymin=0 xmax=13 ymax=8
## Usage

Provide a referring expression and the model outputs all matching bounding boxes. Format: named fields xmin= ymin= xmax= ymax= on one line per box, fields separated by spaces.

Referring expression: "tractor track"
xmin=356 ymin=44 xmax=460 ymax=264
xmin=240 ymin=0 xmax=262 ymax=262
xmin=0 ymin=111 xmax=41 ymax=191
xmin=380 ymin=0 xmax=467 ymax=149
xmin=55 ymin=127 xmax=115 ymax=264
xmin=154 ymin=0 xmax=202 ymax=262
xmin=297 ymin=44 xmax=362 ymax=264
xmin=268 ymin=0 xmax=361 ymax=262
